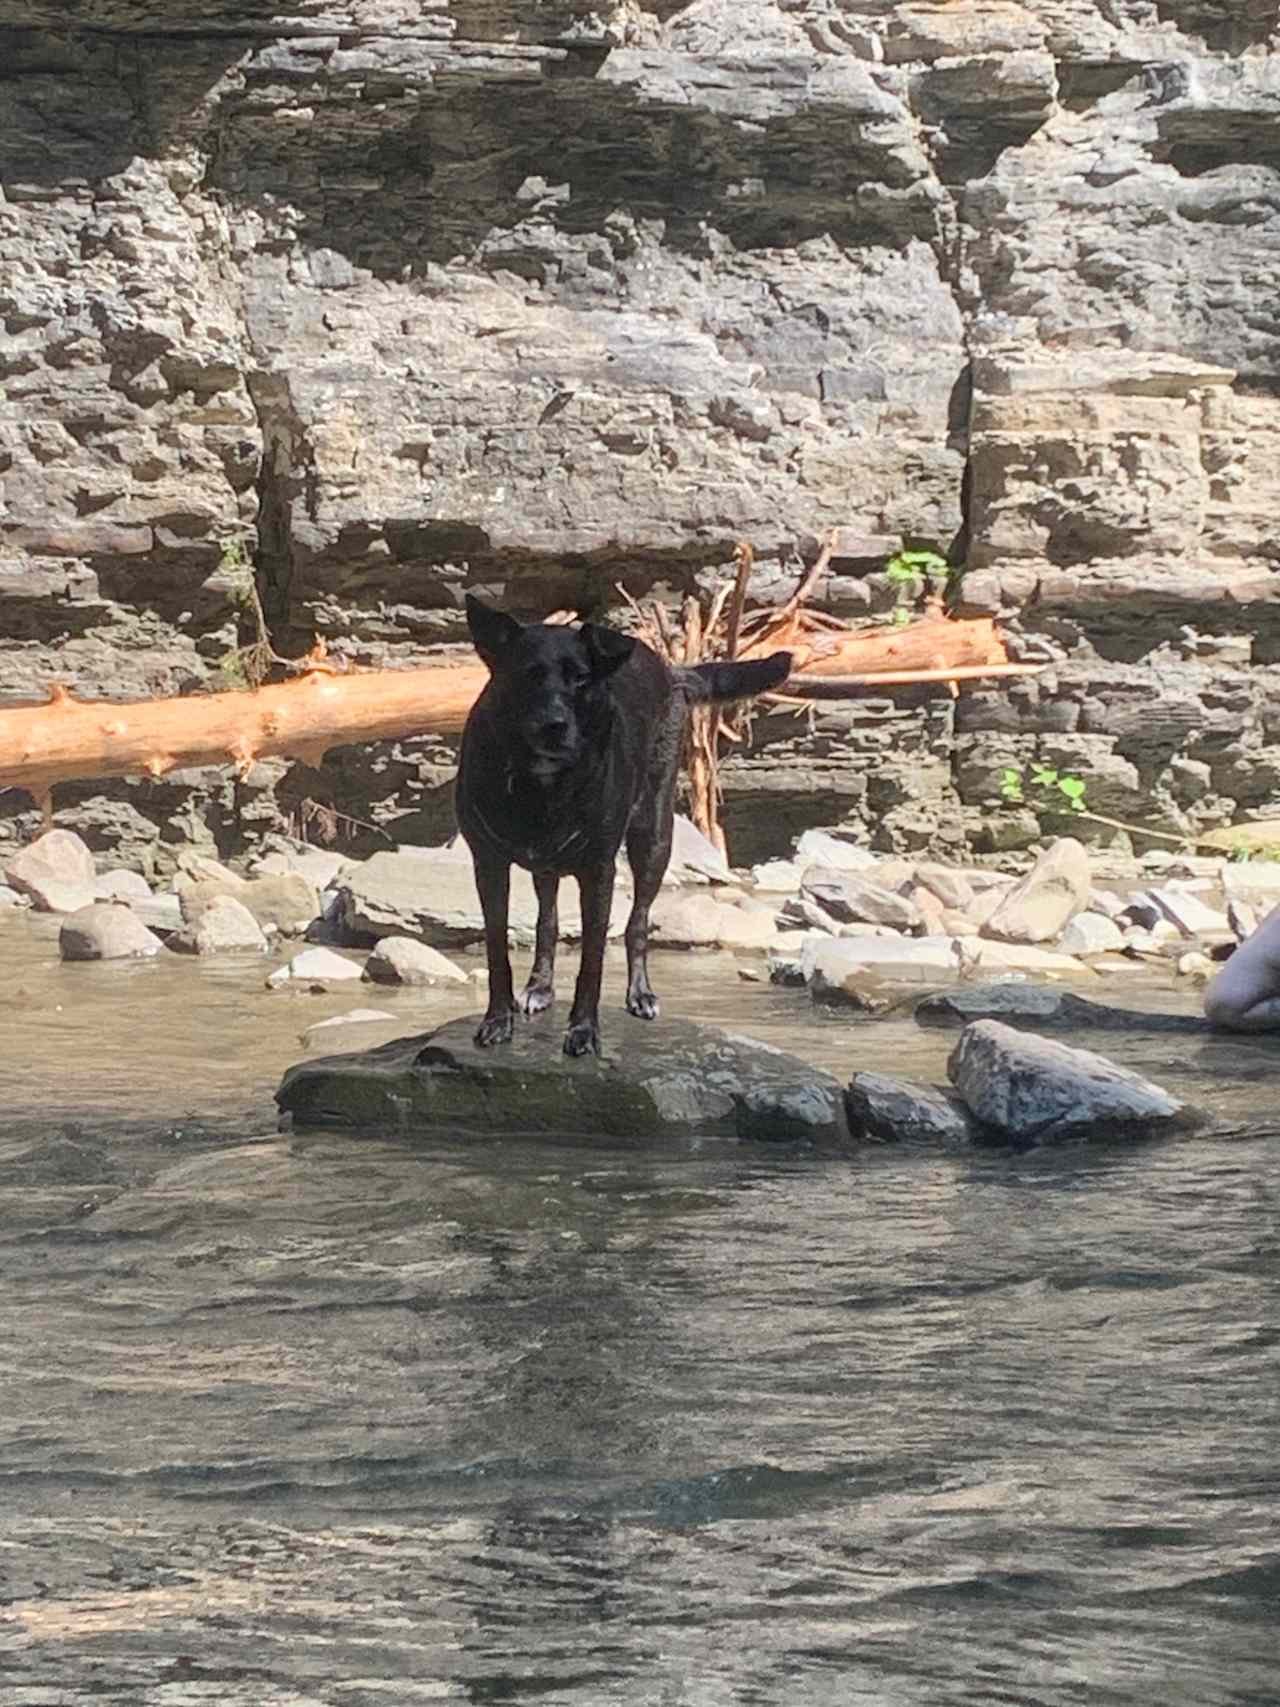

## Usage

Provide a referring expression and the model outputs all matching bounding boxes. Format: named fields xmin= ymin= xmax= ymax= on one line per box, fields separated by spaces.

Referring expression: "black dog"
xmin=456 ymin=595 xmax=792 ymax=1057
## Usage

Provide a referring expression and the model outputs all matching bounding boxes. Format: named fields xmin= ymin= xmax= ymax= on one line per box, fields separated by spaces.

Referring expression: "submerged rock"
xmin=267 ymin=946 xmax=364 ymax=987
xmin=844 ymin=1073 xmax=984 ymax=1147
xmin=277 ymin=1014 xmax=849 ymax=1144
xmin=914 ymin=981 xmax=1208 ymax=1033
xmin=947 ymin=1020 xmax=1201 ymax=1146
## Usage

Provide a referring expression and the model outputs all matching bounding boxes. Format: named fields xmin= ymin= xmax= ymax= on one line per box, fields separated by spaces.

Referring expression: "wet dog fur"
xmin=455 ymin=595 xmax=792 ymax=1057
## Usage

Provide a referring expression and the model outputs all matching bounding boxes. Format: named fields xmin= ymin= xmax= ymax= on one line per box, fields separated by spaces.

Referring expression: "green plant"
xmin=1000 ymin=764 xmax=1087 ymax=815
xmin=1228 ymin=840 xmax=1280 ymax=864
xmin=885 ymin=548 xmax=952 ymax=626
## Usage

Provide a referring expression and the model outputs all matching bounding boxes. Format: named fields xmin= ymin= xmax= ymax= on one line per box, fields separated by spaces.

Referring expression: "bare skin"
xmin=1203 ymin=903 xmax=1280 ymax=1031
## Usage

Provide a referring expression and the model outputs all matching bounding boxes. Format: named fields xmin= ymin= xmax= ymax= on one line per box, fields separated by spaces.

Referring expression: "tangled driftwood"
xmin=0 ymin=535 xmax=1040 ymax=836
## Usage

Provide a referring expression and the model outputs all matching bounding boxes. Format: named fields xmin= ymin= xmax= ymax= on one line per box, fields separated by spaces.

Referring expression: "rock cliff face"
xmin=2 ymin=1 xmax=1278 ymax=870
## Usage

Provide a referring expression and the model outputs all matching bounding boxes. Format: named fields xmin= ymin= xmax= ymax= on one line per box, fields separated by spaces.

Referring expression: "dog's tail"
xmin=676 ymin=650 xmax=793 ymax=705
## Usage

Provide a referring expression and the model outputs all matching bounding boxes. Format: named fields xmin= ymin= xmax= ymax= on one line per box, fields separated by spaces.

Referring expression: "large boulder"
xmin=59 ymin=901 xmax=165 ymax=962
xmin=179 ymin=871 xmax=320 ymax=936
xmin=3 ymin=829 xmax=98 ymax=913
xmin=980 ymin=838 xmax=1092 ymax=944
xmin=915 ymin=981 xmax=1207 ymax=1033
xmin=947 ymin=1020 xmax=1201 ymax=1146
xmin=277 ymin=1014 xmax=849 ymax=1144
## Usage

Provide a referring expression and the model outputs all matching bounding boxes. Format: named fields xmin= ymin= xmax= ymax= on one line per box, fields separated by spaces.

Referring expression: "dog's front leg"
xmin=564 ymin=860 xmax=615 ymax=1057
xmin=518 ymin=869 xmax=559 ymax=1016
xmin=473 ymin=855 xmax=517 ymax=1047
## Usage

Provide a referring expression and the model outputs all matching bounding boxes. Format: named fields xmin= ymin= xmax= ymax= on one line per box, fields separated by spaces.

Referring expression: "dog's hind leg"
xmin=473 ymin=858 xmax=517 ymax=1047
xmin=519 ymin=870 xmax=559 ymax=1016
xmin=564 ymin=861 xmax=616 ymax=1057
xmin=623 ymin=743 xmax=678 ymax=1022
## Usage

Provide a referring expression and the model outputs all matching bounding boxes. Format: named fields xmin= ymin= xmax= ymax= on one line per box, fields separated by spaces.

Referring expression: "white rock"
xmin=303 ymin=1008 xmax=397 ymax=1042
xmin=981 ymin=838 xmax=1092 ymax=944
xmin=662 ymin=814 xmax=734 ymax=885
xmin=800 ymin=867 xmax=923 ymax=932
xmin=253 ymin=847 xmax=353 ymax=891
xmin=93 ymin=868 xmax=152 ymax=902
xmin=3 ymin=828 xmax=95 ymax=899
xmin=267 ymin=946 xmax=365 ymax=988
xmin=793 ymin=829 xmax=878 ymax=872
xmin=750 ymin=858 xmax=805 ymax=893
xmin=1058 ymin=912 xmax=1126 ymax=956
xmin=363 ymin=937 xmax=469 ymax=986
xmin=912 ymin=863 xmax=975 ymax=911
xmin=0 ymin=884 xmax=28 ymax=908
xmin=804 ymin=934 xmax=1088 ymax=995
xmin=1142 ymin=886 xmax=1230 ymax=938
xmin=170 ymin=895 xmax=269 ymax=955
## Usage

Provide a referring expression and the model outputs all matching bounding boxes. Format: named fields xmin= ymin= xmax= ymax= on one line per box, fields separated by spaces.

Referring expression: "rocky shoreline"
xmin=6 ymin=815 xmax=1270 ymax=1150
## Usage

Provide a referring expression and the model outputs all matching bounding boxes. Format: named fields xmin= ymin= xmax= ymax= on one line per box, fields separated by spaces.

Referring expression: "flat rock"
xmin=793 ymin=830 xmax=878 ymax=872
xmin=801 ymin=866 xmax=923 ymax=932
xmin=253 ymin=847 xmax=353 ymax=891
xmin=751 ymin=859 xmax=805 ymax=893
xmin=170 ymin=894 xmax=269 ymax=955
xmin=363 ymin=937 xmax=469 ymax=987
xmin=649 ymin=891 xmax=777 ymax=953
xmin=267 ymin=946 xmax=364 ymax=987
xmin=11 ymin=877 xmax=99 ymax=914
xmin=981 ymin=837 xmax=1091 ymax=944
xmin=339 ymin=845 xmax=628 ymax=947
xmin=947 ymin=1019 xmax=1202 ymax=1147
xmin=59 ymin=901 xmax=165 ymax=962
xmin=845 ymin=1073 xmax=985 ymax=1147
xmin=805 ymin=934 xmax=1087 ymax=1002
xmin=124 ymin=891 xmax=185 ymax=935
xmin=277 ymin=1014 xmax=849 ymax=1144
xmin=1142 ymin=886 xmax=1230 ymax=939
xmin=912 ymin=864 xmax=976 ymax=911
xmin=914 ymin=980 xmax=1209 ymax=1033
xmin=3 ymin=829 xmax=95 ymax=901
xmin=303 ymin=1008 xmax=397 ymax=1041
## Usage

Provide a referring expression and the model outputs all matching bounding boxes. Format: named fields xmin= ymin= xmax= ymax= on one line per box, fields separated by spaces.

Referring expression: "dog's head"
xmin=466 ymin=595 xmax=635 ymax=779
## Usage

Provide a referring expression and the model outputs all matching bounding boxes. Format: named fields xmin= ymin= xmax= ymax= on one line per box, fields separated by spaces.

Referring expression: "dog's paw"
xmin=563 ymin=1020 xmax=601 ymax=1058
xmin=517 ymin=983 xmax=554 ymax=1017
xmin=625 ymin=989 xmax=660 ymax=1021
xmin=474 ymin=1012 xmax=515 ymax=1048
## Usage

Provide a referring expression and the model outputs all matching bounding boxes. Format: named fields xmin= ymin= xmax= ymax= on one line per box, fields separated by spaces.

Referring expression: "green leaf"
xmin=1030 ymin=766 xmax=1058 ymax=788
xmin=1057 ymin=775 xmax=1086 ymax=802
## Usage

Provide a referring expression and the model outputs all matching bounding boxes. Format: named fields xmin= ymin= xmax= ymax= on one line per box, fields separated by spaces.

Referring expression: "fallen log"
xmin=0 ymin=617 xmax=1032 ymax=807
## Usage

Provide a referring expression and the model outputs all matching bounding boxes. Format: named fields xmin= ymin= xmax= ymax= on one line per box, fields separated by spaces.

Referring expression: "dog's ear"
xmin=466 ymin=595 xmax=523 ymax=670
xmin=581 ymin=623 xmax=635 ymax=680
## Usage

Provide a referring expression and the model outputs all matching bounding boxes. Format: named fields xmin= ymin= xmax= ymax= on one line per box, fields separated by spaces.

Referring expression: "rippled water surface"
xmin=2 ymin=909 xmax=1278 ymax=1705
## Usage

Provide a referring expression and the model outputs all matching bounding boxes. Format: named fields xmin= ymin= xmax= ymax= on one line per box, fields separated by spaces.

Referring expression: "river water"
xmin=2 ymin=908 xmax=1278 ymax=1706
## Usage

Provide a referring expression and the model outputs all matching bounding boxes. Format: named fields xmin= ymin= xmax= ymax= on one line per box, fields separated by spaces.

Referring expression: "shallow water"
xmin=1 ymin=908 xmax=1278 ymax=1706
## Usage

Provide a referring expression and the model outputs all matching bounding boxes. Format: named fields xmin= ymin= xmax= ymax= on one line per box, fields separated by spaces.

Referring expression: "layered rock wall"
xmin=2 ymin=1 xmax=1278 ymax=869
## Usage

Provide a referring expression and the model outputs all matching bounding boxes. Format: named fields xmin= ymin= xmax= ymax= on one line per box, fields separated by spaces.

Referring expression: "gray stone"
xmin=750 ymin=859 xmax=805 ymax=893
xmin=845 ymin=1074 xmax=985 ymax=1147
xmin=649 ymin=891 xmax=777 ymax=953
xmin=267 ymin=946 xmax=364 ymax=988
xmin=125 ymin=892 xmax=185 ymax=935
xmin=800 ymin=867 xmax=923 ymax=932
xmin=914 ymin=980 xmax=1209 ymax=1034
xmin=947 ymin=1020 xmax=1202 ymax=1147
xmin=170 ymin=895 xmax=269 ymax=955
xmin=277 ymin=1015 xmax=849 ymax=1145
xmin=253 ymin=847 xmax=354 ymax=892
xmin=912 ymin=864 xmax=976 ymax=911
xmin=363 ymin=937 xmax=469 ymax=987
xmin=58 ymin=901 xmax=165 ymax=962
xmin=981 ymin=839 xmax=1092 ymax=945
xmin=303 ymin=1009 xmax=397 ymax=1042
